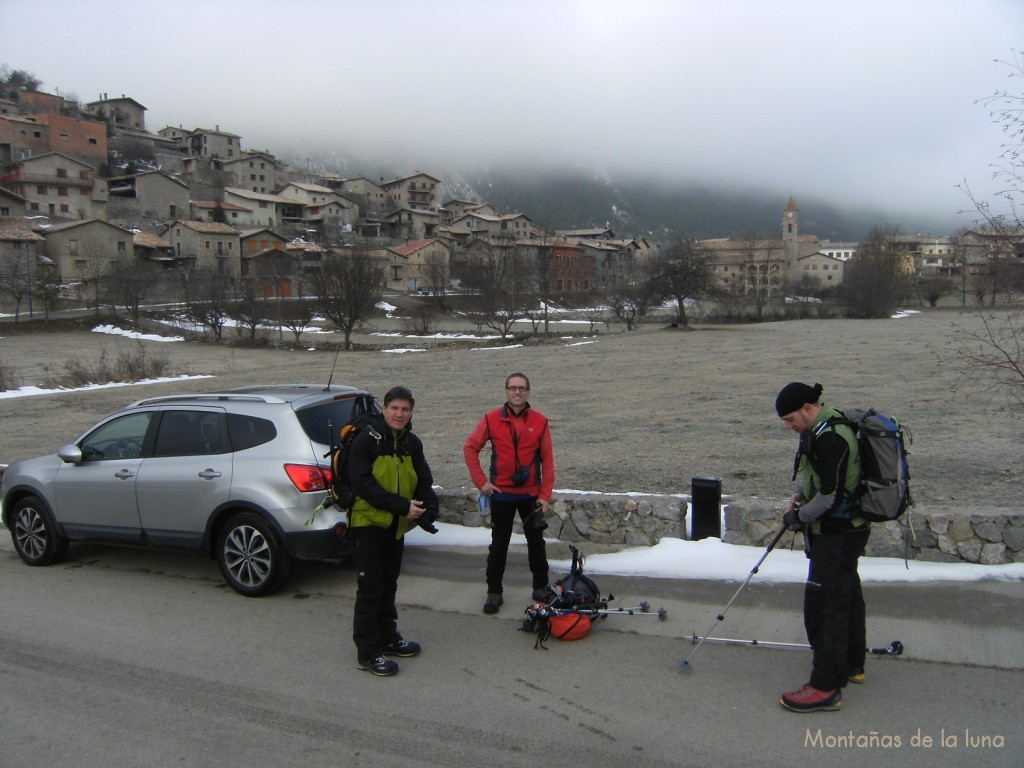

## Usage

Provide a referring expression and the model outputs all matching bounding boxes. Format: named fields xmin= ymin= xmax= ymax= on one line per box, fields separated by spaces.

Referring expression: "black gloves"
xmin=417 ymin=505 xmax=439 ymax=534
xmin=783 ymin=507 xmax=803 ymax=530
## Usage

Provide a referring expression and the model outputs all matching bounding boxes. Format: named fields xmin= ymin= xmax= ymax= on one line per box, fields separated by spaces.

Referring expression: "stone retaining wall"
xmin=437 ymin=491 xmax=1024 ymax=565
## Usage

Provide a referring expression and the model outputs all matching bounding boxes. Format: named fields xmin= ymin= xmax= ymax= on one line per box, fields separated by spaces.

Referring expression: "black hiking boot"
xmin=483 ymin=593 xmax=503 ymax=614
xmin=357 ymin=656 xmax=399 ymax=677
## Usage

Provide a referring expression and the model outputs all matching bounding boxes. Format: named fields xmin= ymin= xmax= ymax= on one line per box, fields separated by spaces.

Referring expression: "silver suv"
xmin=1 ymin=384 xmax=377 ymax=596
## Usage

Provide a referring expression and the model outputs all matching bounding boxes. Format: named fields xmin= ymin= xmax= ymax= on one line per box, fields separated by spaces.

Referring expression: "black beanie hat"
xmin=775 ymin=382 xmax=823 ymax=417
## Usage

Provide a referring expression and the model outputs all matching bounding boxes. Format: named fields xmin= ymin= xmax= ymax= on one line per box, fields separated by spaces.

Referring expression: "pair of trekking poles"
xmin=680 ymin=524 xmax=904 ymax=671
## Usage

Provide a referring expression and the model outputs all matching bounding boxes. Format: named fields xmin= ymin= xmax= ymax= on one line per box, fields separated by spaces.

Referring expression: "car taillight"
xmin=284 ymin=463 xmax=330 ymax=492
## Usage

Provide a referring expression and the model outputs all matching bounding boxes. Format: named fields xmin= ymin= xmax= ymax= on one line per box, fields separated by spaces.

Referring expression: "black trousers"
xmin=486 ymin=497 xmax=548 ymax=593
xmin=804 ymin=525 xmax=870 ymax=691
xmin=351 ymin=524 xmax=404 ymax=660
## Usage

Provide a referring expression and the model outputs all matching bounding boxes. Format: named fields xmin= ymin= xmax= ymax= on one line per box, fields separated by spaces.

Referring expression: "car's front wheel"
xmin=217 ymin=512 xmax=291 ymax=597
xmin=10 ymin=495 xmax=69 ymax=566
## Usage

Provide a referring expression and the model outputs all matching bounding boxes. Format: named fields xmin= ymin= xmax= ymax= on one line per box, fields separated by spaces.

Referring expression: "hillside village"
xmin=0 ymin=85 xmax=1009 ymax=317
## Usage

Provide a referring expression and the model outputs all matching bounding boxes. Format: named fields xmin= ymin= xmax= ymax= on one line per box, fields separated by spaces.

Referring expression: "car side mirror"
xmin=57 ymin=444 xmax=84 ymax=465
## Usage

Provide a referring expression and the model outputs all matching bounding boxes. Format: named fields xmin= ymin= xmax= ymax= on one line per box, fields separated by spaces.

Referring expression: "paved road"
xmin=0 ymin=534 xmax=1020 ymax=768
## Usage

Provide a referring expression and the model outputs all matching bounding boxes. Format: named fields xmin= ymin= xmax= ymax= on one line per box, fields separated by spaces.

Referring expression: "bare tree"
xmin=190 ymin=275 xmax=233 ymax=340
xmin=105 ymin=258 xmax=155 ymax=326
xmin=607 ymin=281 xmax=660 ymax=331
xmin=648 ymin=231 xmax=717 ymax=326
xmin=917 ymin=276 xmax=955 ymax=307
xmin=954 ymin=305 xmax=1024 ymax=406
xmin=233 ymin=284 xmax=270 ymax=344
xmin=464 ymin=236 xmax=529 ymax=339
xmin=280 ymin=299 xmax=315 ymax=344
xmin=33 ymin=269 xmax=61 ymax=319
xmin=0 ymin=247 xmax=32 ymax=321
xmin=842 ymin=225 xmax=914 ymax=317
xmin=312 ymin=247 xmax=384 ymax=349
xmin=424 ymin=251 xmax=452 ymax=311
xmin=403 ymin=299 xmax=440 ymax=336
xmin=75 ymin=244 xmax=110 ymax=316
xmin=954 ymin=50 xmax=1024 ymax=402
xmin=735 ymin=231 xmax=784 ymax=320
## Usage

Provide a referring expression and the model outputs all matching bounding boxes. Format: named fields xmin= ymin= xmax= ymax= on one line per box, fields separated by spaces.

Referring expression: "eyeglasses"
xmin=506 ymin=385 xmax=529 ymax=392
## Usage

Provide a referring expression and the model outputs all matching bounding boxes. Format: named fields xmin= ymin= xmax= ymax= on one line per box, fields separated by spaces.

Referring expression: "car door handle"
xmin=198 ymin=469 xmax=222 ymax=479
xmin=114 ymin=469 xmax=136 ymax=479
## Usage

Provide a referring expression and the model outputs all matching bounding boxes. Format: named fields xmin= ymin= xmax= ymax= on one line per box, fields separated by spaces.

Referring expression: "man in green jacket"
xmin=776 ymin=382 xmax=869 ymax=713
xmin=348 ymin=386 xmax=438 ymax=677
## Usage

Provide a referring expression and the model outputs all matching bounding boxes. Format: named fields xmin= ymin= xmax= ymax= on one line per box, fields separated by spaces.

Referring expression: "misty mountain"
xmin=442 ymin=165 xmax=962 ymax=242
xmin=293 ymin=150 xmax=962 ymax=242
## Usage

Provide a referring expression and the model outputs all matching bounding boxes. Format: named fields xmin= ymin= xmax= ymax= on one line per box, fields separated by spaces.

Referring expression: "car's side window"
xmin=154 ymin=410 xmax=230 ymax=457
xmin=80 ymin=412 xmax=153 ymax=461
xmin=226 ymin=413 xmax=277 ymax=451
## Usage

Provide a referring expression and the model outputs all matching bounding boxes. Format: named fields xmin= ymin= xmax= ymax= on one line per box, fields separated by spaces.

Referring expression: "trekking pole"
xmin=679 ymin=524 xmax=789 ymax=672
xmin=689 ymin=635 xmax=904 ymax=657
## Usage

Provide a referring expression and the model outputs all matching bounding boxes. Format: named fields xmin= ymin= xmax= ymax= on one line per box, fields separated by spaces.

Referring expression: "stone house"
xmin=448 ymin=211 xmax=538 ymax=241
xmin=572 ymin=239 xmax=635 ymax=290
xmin=794 ymin=252 xmax=846 ymax=287
xmin=387 ymin=238 xmax=451 ymax=293
xmin=221 ymin=188 xmax=295 ymax=228
xmin=382 ymin=207 xmax=440 ymax=241
xmin=557 ymin=227 xmax=616 ymax=241
xmin=336 ymin=177 xmax=389 ymax=218
xmin=0 ymin=187 xmax=29 ymax=217
xmin=190 ymin=200 xmax=253 ymax=224
xmin=106 ymin=170 xmax=191 ymax=224
xmin=83 ymin=95 xmax=148 ymax=132
xmin=440 ymin=199 xmax=496 ymax=223
xmin=240 ymin=246 xmax=305 ymax=298
xmin=132 ymin=230 xmax=176 ymax=268
xmin=704 ymin=237 xmax=788 ymax=298
xmin=40 ymin=219 xmax=133 ymax=285
xmin=159 ymin=220 xmax=240 ymax=278
xmin=239 ymin=227 xmax=291 ymax=257
xmin=0 ymin=152 xmax=108 ymax=221
xmin=1 ymin=91 xmax=108 ymax=167
xmin=222 ymin=151 xmax=288 ymax=194
xmin=548 ymin=240 xmax=594 ymax=292
xmin=382 ymin=172 xmax=441 ymax=212
xmin=0 ymin=216 xmax=47 ymax=295
xmin=186 ymin=127 xmax=242 ymax=160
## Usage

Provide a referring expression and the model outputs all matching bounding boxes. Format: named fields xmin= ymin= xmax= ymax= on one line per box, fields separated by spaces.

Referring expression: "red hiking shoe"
xmin=780 ymin=684 xmax=842 ymax=712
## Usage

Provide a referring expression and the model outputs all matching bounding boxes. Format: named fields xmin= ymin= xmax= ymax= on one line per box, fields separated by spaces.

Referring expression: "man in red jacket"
xmin=464 ymin=372 xmax=555 ymax=614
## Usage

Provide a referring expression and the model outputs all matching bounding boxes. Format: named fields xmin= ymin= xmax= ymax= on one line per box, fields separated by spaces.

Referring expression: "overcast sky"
xmin=3 ymin=0 xmax=1022 ymax=224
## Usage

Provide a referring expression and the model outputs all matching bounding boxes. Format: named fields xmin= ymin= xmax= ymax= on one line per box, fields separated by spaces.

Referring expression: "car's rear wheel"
xmin=10 ymin=495 xmax=69 ymax=566
xmin=217 ymin=512 xmax=291 ymax=596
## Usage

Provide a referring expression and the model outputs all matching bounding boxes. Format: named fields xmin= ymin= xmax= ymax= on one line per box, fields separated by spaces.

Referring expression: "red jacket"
xmin=464 ymin=403 xmax=555 ymax=501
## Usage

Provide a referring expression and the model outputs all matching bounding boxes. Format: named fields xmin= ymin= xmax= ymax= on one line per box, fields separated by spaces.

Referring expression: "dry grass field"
xmin=0 ymin=305 xmax=1019 ymax=516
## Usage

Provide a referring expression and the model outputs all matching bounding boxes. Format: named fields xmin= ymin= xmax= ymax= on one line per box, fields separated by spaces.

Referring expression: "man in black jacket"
xmin=776 ymin=382 xmax=870 ymax=713
xmin=347 ymin=386 xmax=438 ymax=677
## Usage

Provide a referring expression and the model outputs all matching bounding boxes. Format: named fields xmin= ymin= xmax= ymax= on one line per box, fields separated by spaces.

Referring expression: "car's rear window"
xmin=227 ymin=414 xmax=277 ymax=451
xmin=295 ymin=397 xmax=375 ymax=445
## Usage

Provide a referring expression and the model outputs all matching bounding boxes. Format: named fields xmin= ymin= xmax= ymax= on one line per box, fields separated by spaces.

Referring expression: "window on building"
xmin=37 ymin=184 xmax=47 ymax=194
xmin=58 ymin=187 xmax=69 ymax=197
xmin=68 ymin=239 xmax=79 ymax=254
xmin=60 ymin=204 xmax=69 ymax=213
xmin=118 ymin=242 xmax=127 ymax=256
xmin=56 ymin=168 xmax=67 ymax=178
